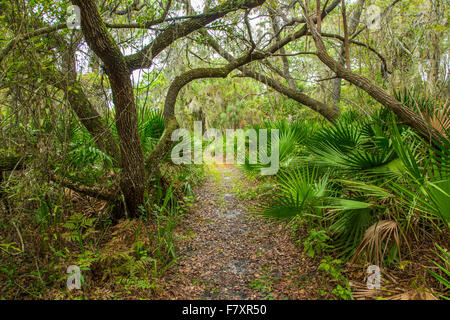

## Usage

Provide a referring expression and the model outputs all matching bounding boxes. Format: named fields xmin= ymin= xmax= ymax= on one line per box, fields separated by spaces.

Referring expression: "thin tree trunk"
xmin=270 ymin=13 xmax=296 ymax=89
xmin=427 ymin=0 xmax=441 ymax=96
xmin=331 ymin=0 xmax=366 ymax=109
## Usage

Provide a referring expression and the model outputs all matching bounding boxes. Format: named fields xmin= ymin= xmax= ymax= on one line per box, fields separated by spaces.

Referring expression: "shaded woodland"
xmin=0 ymin=0 xmax=448 ymax=300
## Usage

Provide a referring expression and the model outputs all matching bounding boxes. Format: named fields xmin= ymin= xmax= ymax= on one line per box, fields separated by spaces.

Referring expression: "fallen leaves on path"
xmin=155 ymin=165 xmax=319 ymax=300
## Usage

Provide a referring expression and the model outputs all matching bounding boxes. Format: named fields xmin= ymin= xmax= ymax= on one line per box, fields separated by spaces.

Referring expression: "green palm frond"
xmin=328 ymin=206 xmax=374 ymax=258
xmin=242 ymin=120 xmax=309 ymax=173
xmin=137 ymin=107 xmax=165 ymax=154
xmin=313 ymin=121 xmax=363 ymax=153
xmin=309 ymin=116 xmax=396 ymax=172
xmin=66 ymin=124 xmax=114 ymax=168
xmin=254 ymin=166 xmax=329 ymax=220
xmin=426 ymin=244 xmax=450 ymax=299
xmin=388 ymin=119 xmax=450 ymax=225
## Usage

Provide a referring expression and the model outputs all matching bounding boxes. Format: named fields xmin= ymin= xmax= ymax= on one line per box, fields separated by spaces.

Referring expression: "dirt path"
xmin=157 ymin=165 xmax=318 ymax=300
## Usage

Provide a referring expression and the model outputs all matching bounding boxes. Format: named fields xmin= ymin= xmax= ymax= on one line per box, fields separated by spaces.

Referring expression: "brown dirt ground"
xmin=155 ymin=165 xmax=320 ymax=300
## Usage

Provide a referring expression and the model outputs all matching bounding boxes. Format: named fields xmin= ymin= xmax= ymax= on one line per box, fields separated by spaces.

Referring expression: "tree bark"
xmin=201 ymin=31 xmax=340 ymax=122
xmin=331 ymin=0 xmax=365 ymax=109
xmin=34 ymin=31 xmax=122 ymax=165
xmin=73 ymin=0 xmax=145 ymax=217
xmin=145 ymin=50 xmax=273 ymax=178
xmin=302 ymin=5 xmax=442 ymax=144
xmin=427 ymin=0 xmax=442 ymax=96
xmin=124 ymin=0 xmax=267 ymax=71
xmin=243 ymin=69 xmax=340 ymax=122
xmin=50 ymin=173 xmax=119 ymax=202
xmin=269 ymin=12 xmax=296 ymax=89
xmin=41 ymin=69 xmax=121 ymax=165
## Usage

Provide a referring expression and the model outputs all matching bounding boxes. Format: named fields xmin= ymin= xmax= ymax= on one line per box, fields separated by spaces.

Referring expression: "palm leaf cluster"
xmin=137 ymin=106 xmax=165 ymax=155
xmin=242 ymin=119 xmax=316 ymax=173
xmin=253 ymin=107 xmax=449 ymax=266
xmin=308 ymin=109 xmax=397 ymax=172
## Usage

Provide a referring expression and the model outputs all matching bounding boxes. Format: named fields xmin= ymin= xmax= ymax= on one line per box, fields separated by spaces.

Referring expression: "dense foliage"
xmin=0 ymin=0 xmax=448 ymax=300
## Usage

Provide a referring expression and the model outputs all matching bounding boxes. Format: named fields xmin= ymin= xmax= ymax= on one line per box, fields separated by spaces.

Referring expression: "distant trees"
xmin=0 ymin=0 xmax=447 ymax=218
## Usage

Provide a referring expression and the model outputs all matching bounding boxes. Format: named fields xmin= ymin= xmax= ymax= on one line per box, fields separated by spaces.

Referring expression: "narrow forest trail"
xmin=157 ymin=165 xmax=319 ymax=300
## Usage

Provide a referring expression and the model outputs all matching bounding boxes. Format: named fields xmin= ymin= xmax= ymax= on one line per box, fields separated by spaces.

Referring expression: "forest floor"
xmin=155 ymin=164 xmax=321 ymax=300
xmin=3 ymin=163 xmax=438 ymax=300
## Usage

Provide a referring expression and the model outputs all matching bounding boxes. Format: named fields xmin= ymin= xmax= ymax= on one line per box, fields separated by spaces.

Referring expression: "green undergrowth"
xmin=0 ymin=164 xmax=205 ymax=299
